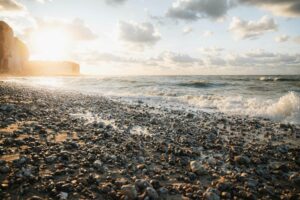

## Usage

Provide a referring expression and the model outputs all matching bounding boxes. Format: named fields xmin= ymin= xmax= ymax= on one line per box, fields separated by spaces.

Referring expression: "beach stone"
xmin=121 ymin=184 xmax=138 ymax=200
xmin=234 ymin=155 xmax=251 ymax=165
xmin=45 ymin=155 xmax=57 ymax=163
xmin=93 ymin=160 xmax=103 ymax=170
xmin=0 ymin=165 xmax=10 ymax=173
xmin=28 ymin=196 xmax=44 ymax=200
xmin=59 ymin=192 xmax=68 ymax=200
xmin=190 ymin=161 xmax=208 ymax=175
xmin=203 ymin=188 xmax=220 ymax=200
xmin=135 ymin=179 xmax=151 ymax=192
xmin=146 ymin=187 xmax=159 ymax=200
xmin=289 ymin=173 xmax=300 ymax=185
xmin=0 ymin=104 xmax=15 ymax=112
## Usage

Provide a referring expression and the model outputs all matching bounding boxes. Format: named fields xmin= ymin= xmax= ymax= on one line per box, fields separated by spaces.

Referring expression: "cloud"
xmin=35 ymin=0 xmax=52 ymax=3
xmin=155 ymin=51 xmax=201 ymax=64
xmin=238 ymin=0 xmax=300 ymax=17
xmin=79 ymin=48 xmax=300 ymax=75
xmin=294 ymin=36 xmax=300 ymax=44
xmin=105 ymin=0 xmax=127 ymax=5
xmin=183 ymin=26 xmax=193 ymax=35
xmin=202 ymin=30 xmax=213 ymax=37
xmin=227 ymin=49 xmax=300 ymax=67
xmin=166 ymin=0 xmax=236 ymax=21
xmin=275 ymin=34 xmax=289 ymax=43
xmin=80 ymin=51 xmax=139 ymax=64
xmin=0 ymin=0 xmax=24 ymax=11
xmin=229 ymin=15 xmax=277 ymax=39
xmin=27 ymin=18 xmax=98 ymax=41
xmin=199 ymin=46 xmax=224 ymax=55
xmin=118 ymin=21 xmax=161 ymax=47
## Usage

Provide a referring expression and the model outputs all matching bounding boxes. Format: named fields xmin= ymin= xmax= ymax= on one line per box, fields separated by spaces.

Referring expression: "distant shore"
xmin=0 ymin=81 xmax=299 ymax=199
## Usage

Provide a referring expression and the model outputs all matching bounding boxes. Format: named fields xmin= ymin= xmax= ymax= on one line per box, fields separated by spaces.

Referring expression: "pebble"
xmin=121 ymin=184 xmax=138 ymax=200
xmin=0 ymin=82 xmax=299 ymax=200
xmin=190 ymin=161 xmax=208 ymax=175
xmin=234 ymin=155 xmax=251 ymax=165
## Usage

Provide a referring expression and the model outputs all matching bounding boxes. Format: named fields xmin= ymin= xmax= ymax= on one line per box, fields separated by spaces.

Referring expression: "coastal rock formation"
xmin=0 ymin=21 xmax=29 ymax=74
xmin=0 ymin=21 xmax=80 ymax=76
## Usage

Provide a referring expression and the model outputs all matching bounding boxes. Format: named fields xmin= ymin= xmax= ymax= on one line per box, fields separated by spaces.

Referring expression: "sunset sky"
xmin=0 ymin=0 xmax=300 ymax=75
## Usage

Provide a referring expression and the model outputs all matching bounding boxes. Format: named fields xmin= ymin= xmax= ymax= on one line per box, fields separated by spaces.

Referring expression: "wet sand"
xmin=0 ymin=81 xmax=299 ymax=199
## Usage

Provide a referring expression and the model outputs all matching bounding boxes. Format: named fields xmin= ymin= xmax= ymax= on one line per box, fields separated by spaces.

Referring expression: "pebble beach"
xmin=0 ymin=81 xmax=299 ymax=200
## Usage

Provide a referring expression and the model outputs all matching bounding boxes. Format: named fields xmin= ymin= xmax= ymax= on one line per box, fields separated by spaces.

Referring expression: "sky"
xmin=0 ymin=0 xmax=300 ymax=75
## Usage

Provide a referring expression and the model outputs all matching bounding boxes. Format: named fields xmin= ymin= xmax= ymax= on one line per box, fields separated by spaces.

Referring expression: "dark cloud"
xmin=166 ymin=0 xmax=236 ymax=21
xmin=118 ymin=21 xmax=161 ymax=47
xmin=0 ymin=0 xmax=24 ymax=11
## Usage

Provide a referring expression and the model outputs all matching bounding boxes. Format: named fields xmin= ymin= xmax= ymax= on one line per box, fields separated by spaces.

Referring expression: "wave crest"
xmin=182 ymin=92 xmax=300 ymax=124
xmin=177 ymin=81 xmax=225 ymax=88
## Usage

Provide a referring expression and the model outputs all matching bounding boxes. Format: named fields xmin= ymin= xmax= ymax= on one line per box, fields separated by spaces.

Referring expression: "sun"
xmin=30 ymin=28 xmax=71 ymax=61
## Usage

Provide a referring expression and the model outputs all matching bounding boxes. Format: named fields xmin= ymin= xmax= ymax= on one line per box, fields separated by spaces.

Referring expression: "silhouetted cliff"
xmin=0 ymin=21 xmax=80 ymax=76
xmin=0 ymin=21 xmax=29 ymax=74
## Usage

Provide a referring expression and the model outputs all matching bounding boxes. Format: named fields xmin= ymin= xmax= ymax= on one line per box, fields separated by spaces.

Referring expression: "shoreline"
xmin=0 ymin=82 xmax=299 ymax=199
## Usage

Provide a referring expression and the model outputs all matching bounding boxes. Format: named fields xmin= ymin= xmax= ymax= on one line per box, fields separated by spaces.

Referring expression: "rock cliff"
xmin=0 ymin=21 xmax=80 ymax=76
xmin=0 ymin=21 xmax=29 ymax=74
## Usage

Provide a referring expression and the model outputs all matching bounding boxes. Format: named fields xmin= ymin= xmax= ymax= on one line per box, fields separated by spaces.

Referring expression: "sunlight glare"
xmin=30 ymin=28 xmax=70 ymax=61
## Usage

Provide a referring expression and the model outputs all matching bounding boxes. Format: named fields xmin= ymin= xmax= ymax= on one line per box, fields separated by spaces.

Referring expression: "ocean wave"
xmin=182 ymin=92 xmax=300 ymax=124
xmin=177 ymin=81 xmax=225 ymax=88
xmin=259 ymin=76 xmax=300 ymax=82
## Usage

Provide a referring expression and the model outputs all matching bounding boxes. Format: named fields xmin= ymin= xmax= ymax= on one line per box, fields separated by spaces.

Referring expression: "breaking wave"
xmin=177 ymin=81 xmax=226 ymax=88
xmin=182 ymin=92 xmax=300 ymax=124
xmin=259 ymin=76 xmax=300 ymax=82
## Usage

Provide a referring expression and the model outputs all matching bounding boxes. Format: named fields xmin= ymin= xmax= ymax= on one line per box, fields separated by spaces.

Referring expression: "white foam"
xmin=182 ymin=92 xmax=300 ymax=124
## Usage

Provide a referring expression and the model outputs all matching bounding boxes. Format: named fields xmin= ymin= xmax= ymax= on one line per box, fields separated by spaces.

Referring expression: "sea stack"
xmin=0 ymin=21 xmax=29 ymax=74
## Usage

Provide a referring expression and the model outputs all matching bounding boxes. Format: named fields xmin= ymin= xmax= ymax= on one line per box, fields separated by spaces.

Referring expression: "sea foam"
xmin=183 ymin=92 xmax=300 ymax=124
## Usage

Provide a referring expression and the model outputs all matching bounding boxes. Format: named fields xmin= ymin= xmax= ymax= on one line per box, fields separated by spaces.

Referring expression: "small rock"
xmin=289 ymin=173 xmax=300 ymax=185
xmin=190 ymin=161 xmax=208 ymax=175
xmin=234 ymin=156 xmax=250 ymax=165
xmin=146 ymin=187 xmax=159 ymax=200
xmin=121 ymin=184 xmax=138 ymax=200
xmin=135 ymin=179 xmax=151 ymax=192
xmin=0 ymin=165 xmax=10 ymax=173
xmin=93 ymin=160 xmax=103 ymax=170
xmin=59 ymin=192 xmax=68 ymax=200
xmin=203 ymin=188 xmax=220 ymax=200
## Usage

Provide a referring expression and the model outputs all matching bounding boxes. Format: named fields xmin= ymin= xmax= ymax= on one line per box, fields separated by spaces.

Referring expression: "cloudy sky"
xmin=0 ymin=0 xmax=300 ymax=75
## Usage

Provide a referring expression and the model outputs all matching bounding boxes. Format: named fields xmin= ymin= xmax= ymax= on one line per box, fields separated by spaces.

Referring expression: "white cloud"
xmin=229 ymin=16 xmax=277 ymax=40
xmin=202 ymin=30 xmax=213 ymax=37
xmin=275 ymin=34 xmax=289 ymax=43
xmin=238 ymin=0 xmax=300 ymax=17
xmin=155 ymin=51 xmax=201 ymax=64
xmin=227 ymin=49 xmax=300 ymax=67
xmin=166 ymin=0 xmax=236 ymax=21
xmin=199 ymin=46 xmax=224 ymax=55
xmin=35 ymin=0 xmax=52 ymax=3
xmin=27 ymin=18 xmax=98 ymax=41
xmin=0 ymin=0 xmax=24 ymax=11
xmin=183 ymin=26 xmax=193 ymax=35
xmin=118 ymin=21 xmax=161 ymax=48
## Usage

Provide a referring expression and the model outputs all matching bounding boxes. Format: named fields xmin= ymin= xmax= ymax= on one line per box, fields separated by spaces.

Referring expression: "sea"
xmin=3 ymin=75 xmax=300 ymax=125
